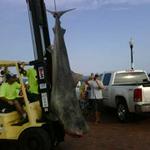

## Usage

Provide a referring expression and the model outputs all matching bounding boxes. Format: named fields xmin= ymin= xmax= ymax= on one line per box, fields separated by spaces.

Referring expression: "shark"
xmin=47 ymin=9 xmax=89 ymax=136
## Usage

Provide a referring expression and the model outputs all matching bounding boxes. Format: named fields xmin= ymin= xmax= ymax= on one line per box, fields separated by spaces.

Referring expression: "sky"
xmin=0 ymin=0 xmax=150 ymax=75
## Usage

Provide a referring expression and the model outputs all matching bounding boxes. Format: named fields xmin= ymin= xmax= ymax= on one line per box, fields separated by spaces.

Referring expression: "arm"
xmin=18 ymin=64 xmax=27 ymax=76
xmin=0 ymin=97 xmax=14 ymax=105
xmin=97 ymin=80 xmax=106 ymax=90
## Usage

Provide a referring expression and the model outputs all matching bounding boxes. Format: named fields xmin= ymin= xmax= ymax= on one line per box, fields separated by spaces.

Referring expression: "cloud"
xmin=111 ymin=7 xmax=130 ymax=11
xmin=2 ymin=0 xmax=150 ymax=10
xmin=45 ymin=0 xmax=150 ymax=10
xmin=1 ymin=0 xmax=25 ymax=5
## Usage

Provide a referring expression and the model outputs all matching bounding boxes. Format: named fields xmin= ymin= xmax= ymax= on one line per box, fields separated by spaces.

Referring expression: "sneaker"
xmin=1 ymin=108 xmax=6 ymax=113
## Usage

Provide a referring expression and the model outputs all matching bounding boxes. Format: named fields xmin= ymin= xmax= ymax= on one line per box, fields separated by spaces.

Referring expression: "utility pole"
xmin=53 ymin=0 xmax=57 ymax=11
xmin=129 ymin=38 xmax=134 ymax=70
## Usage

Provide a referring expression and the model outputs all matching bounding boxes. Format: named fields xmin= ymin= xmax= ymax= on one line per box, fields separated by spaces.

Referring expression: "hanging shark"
xmin=47 ymin=9 xmax=89 ymax=136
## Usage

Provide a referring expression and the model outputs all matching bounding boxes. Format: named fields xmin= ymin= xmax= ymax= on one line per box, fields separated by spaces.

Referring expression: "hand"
xmin=7 ymin=101 xmax=14 ymax=105
xmin=103 ymin=86 xmax=107 ymax=90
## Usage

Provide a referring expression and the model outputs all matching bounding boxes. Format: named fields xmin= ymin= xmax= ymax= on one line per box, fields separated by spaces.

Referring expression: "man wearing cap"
xmin=86 ymin=74 xmax=105 ymax=124
xmin=0 ymin=74 xmax=27 ymax=123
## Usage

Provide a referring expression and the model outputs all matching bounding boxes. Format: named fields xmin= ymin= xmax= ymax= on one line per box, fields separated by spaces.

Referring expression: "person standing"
xmin=75 ymin=80 xmax=81 ymax=100
xmin=85 ymin=73 xmax=95 ymax=110
xmin=87 ymin=74 xmax=105 ymax=124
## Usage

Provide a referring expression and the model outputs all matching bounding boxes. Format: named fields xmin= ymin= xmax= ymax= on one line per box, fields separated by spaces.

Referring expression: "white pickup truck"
xmin=101 ymin=70 xmax=150 ymax=122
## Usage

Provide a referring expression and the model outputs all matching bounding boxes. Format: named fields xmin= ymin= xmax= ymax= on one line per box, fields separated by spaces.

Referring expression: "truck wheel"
xmin=18 ymin=128 xmax=52 ymax=150
xmin=117 ymin=103 xmax=129 ymax=122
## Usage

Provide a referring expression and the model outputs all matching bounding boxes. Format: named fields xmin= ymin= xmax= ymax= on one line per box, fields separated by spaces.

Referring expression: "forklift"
xmin=0 ymin=0 xmax=64 ymax=150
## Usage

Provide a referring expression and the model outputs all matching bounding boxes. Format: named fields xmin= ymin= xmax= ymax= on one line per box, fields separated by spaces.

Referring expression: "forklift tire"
xmin=18 ymin=127 xmax=52 ymax=150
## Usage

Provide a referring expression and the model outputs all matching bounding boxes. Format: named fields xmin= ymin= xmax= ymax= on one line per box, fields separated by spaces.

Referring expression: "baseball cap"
xmin=95 ymin=74 xmax=99 ymax=78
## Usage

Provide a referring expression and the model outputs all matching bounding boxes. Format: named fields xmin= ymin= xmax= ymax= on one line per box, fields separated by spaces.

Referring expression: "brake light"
xmin=134 ymin=88 xmax=142 ymax=102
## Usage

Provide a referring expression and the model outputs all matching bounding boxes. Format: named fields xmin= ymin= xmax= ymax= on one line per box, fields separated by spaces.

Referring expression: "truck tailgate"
xmin=143 ymin=87 xmax=150 ymax=102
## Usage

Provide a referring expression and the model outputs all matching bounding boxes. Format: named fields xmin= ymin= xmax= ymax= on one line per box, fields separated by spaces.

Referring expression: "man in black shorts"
xmin=87 ymin=74 xmax=105 ymax=124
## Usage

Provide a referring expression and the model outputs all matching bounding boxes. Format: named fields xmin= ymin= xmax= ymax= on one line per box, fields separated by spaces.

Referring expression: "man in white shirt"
xmin=87 ymin=74 xmax=105 ymax=124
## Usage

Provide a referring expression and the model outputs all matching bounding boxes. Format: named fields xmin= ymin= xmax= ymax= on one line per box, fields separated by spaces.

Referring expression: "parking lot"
xmin=55 ymin=108 xmax=150 ymax=150
xmin=1 ymin=108 xmax=150 ymax=150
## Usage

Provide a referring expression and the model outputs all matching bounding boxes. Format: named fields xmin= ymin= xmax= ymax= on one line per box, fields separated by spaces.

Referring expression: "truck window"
xmin=114 ymin=72 xmax=148 ymax=84
xmin=103 ymin=73 xmax=111 ymax=86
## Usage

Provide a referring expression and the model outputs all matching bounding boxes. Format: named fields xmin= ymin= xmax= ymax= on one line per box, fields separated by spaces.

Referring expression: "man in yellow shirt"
xmin=0 ymin=74 xmax=27 ymax=123
xmin=26 ymin=67 xmax=38 ymax=94
xmin=19 ymin=65 xmax=39 ymax=102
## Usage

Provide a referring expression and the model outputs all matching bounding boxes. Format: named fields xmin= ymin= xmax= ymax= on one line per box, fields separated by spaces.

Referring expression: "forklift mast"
xmin=26 ymin=0 xmax=52 ymax=115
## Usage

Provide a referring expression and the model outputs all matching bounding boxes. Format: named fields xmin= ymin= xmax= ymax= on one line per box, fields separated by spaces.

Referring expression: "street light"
xmin=53 ymin=0 xmax=57 ymax=11
xmin=129 ymin=38 xmax=134 ymax=70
